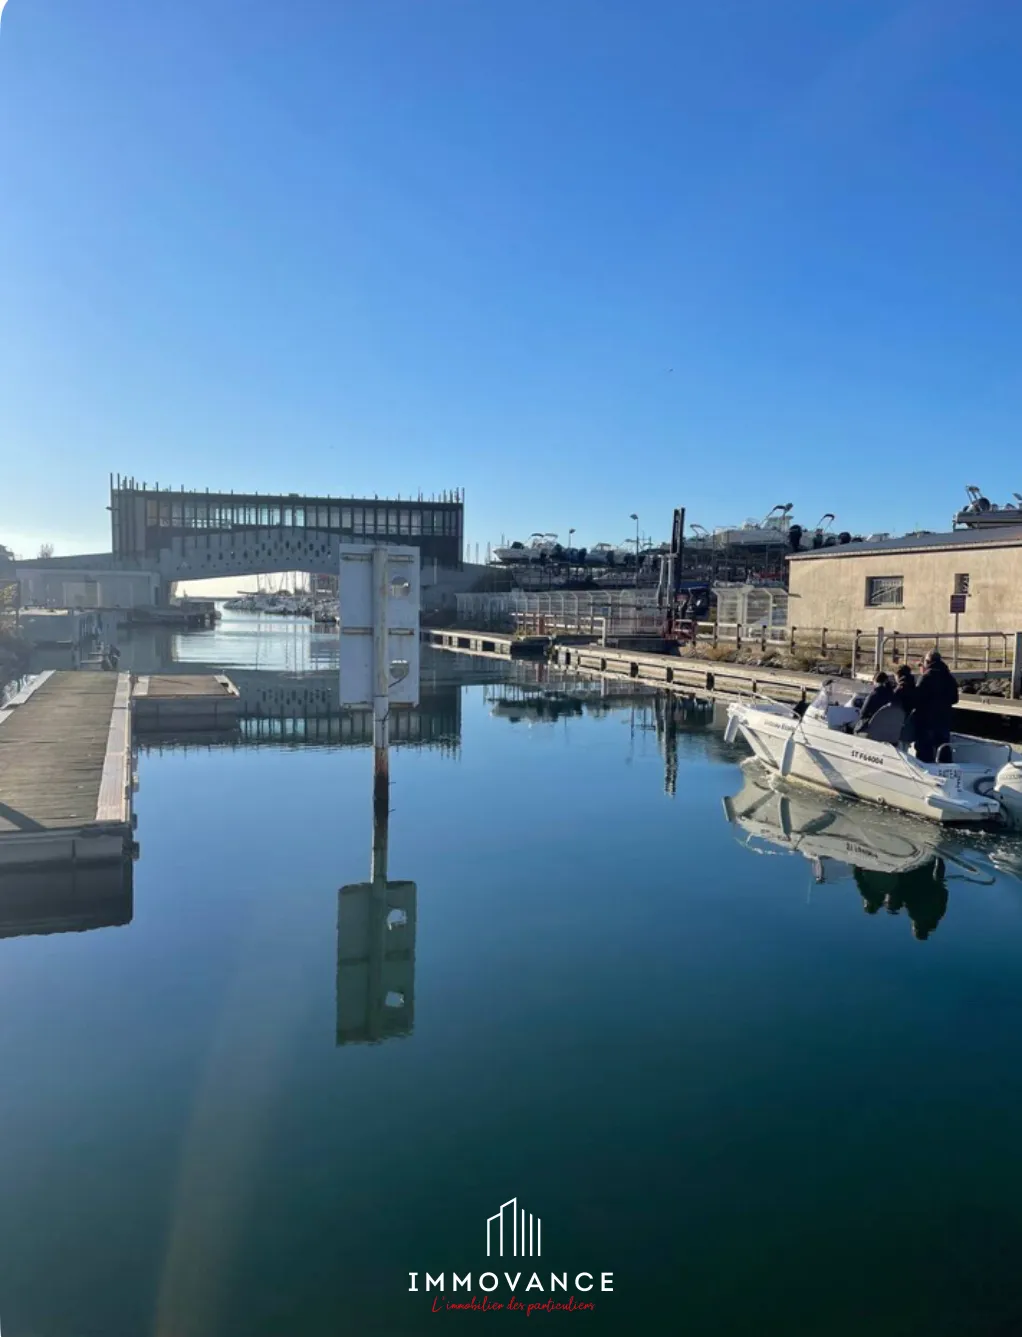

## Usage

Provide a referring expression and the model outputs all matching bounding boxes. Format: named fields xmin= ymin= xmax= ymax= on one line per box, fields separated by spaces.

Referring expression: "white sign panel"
xmin=338 ymin=545 xmax=421 ymax=708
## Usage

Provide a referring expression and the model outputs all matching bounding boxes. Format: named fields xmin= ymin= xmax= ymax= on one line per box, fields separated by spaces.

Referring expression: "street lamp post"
xmin=630 ymin=513 xmax=640 ymax=586
xmin=568 ymin=528 xmax=576 ymax=571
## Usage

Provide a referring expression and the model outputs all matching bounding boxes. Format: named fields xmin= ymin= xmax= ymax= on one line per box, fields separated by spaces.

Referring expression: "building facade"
xmin=787 ymin=527 xmax=1022 ymax=633
xmin=110 ymin=478 xmax=464 ymax=569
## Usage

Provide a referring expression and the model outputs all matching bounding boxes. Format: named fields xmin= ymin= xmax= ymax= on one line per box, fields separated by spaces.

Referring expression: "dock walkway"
xmin=132 ymin=674 xmax=241 ymax=729
xmin=0 ymin=672 xmax=133 ymax=866
xmin=424 ymin=629 xmax=1022 ymax=731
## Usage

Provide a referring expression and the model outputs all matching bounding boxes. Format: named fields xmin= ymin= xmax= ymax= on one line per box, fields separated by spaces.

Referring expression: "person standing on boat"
xmin=892 ymin=664 xmax=917 ymax=741
xmin=854 ymin=671 xmax=894 ymax=732
xmin=913 ymin=650 xmax=959 ymax=762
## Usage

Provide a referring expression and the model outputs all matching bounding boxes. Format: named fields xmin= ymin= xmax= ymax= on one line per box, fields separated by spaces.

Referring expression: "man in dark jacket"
xmin=892 ymin=664 xmax=917 ymax=741
xmin=914 ymin=650 xmax=959 ymax=762
xmin=854 ymin=671 xmax=894 ymax=733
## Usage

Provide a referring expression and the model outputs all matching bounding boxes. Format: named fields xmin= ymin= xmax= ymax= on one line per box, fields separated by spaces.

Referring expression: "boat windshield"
xmin=808 ymin=679 xmax=869 ymax=715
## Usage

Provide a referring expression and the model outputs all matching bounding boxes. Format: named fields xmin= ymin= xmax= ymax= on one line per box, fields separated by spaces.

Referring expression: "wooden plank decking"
xmin=132 ymin=673 xmax=241 ymax=729
xmin=0 ymin=672 xmax=133 ymax=865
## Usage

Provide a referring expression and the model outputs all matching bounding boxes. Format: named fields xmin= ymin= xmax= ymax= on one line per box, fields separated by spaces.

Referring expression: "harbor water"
xmin=1 ymin=611 xmax=1022 ymax=1335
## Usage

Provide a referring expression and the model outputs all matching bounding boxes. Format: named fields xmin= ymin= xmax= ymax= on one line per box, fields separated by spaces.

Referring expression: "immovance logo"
xmin=408 ymin=1200 xmax=613 ymax=1316
xmin=487 ymin=1197 xmax=540 ymax=1257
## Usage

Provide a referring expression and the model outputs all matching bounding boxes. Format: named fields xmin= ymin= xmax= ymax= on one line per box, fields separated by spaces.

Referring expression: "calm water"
xmin=3 ymin=613 xmax=1022 ymax=1336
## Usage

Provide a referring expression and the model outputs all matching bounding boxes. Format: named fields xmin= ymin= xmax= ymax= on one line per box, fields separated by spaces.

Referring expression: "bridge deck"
xmin=0 ymin=672 xmax=132 ymax=865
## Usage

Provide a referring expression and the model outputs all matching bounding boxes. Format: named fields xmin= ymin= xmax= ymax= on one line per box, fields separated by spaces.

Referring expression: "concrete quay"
xmin=0 ymin=669 xmax=244 ymax=871
xmin=132 ymin=674 xmax=241 ymax=730
xmin=0 ymin=672 xmax=134 ymax=867
xmin=423 ymin=629 xmax=1022 ymax=733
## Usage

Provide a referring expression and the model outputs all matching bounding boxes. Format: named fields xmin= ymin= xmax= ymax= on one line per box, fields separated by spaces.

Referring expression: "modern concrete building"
xmin=787 ymin=527 xmax=1022 ymax=633
xmin=14 ymin=477 xmax=475 ymax=613
xmin=110 ymin=477 xmax=464 ymax=573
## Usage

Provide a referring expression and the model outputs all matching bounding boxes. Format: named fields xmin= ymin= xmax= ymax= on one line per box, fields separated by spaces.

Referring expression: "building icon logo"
xmin=486 ymin=1198 xmax=541 ymax=1258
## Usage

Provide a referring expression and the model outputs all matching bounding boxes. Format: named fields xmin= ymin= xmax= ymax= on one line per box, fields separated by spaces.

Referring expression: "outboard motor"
xmin=994 ymin=761 xmax=1022 ymax=827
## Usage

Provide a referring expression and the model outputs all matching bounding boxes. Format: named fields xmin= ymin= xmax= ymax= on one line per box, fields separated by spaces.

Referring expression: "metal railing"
xmin=455 ymin=593 xmax=1022 ymax=697
xmin=690 ymin=622 xmax=1014 ymax=673
xmin=687 ymin=622 xmax=1022 ymax=694
xmin=458 ymin=590 xmax=661 ymax=639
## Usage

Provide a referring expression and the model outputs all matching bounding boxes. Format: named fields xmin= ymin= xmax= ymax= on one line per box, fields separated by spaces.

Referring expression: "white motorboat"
xmin=725 ymin=679 xmax=1022 ymax=826
xmin=492 ymin=533 xmax=561 ymax=565
xmin=953 ymin=485 xmax=1022 ymax=530
xmin=585 ymin=542 xmax=618 ymax=566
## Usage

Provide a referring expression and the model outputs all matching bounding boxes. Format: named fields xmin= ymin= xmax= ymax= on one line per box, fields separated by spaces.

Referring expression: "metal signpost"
xmin=337 ymin=545 xmax=421 ymax=1044
xmin=950 ymin=591 xmax=967 ymax=667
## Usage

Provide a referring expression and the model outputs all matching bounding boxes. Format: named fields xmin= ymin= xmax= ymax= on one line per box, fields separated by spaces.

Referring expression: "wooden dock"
xmin=424 ymin=629 xmax=1022 ymax=732
xmin=0 ymin=672 xmax=134 ymax=867
xmin=132 ymin=674 xmax=241 ymax=730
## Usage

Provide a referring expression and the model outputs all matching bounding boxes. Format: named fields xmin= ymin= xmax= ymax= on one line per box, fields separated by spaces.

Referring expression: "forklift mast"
xmin=670 ymin=506 xmax=685 ymax=600
xmin=662 ymin=506 xmax=686 ymax=639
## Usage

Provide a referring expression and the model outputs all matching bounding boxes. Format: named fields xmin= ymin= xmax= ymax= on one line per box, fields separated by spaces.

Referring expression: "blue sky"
xmin=2 ymin=0 xmax=1022 ymax=561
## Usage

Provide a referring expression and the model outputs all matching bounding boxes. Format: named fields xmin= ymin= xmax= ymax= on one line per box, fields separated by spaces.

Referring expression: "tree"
xmin=37 ymin=543 xmax=54 ymax=560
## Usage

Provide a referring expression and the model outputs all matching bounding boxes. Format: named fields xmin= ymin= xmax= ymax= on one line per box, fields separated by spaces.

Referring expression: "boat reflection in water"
xmin=723 ymin=763 xmax=999 ymax=941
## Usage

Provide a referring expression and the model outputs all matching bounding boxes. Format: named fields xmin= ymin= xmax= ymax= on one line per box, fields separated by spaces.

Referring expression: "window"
xmin=955 ymin=573 xmax=970 ymax=596
xmin=866 ymin=575 xmax=904 ymax=607
xmin=399 ymin=508 xmax=410 ymax=535
xmin=340 ymin=507 xmax=351 ymax=530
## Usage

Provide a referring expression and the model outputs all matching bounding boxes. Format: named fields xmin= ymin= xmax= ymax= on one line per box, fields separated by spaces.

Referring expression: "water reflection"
xmin=0 ymin=858 xmax=132 ymax=938
xmin=853 ymin=862 xmax=949 ymax=940
xmin=336 ymin=656 xmax=417 ymax=1045
xmin=485 ymin=673 xmax=725 ymax=793
xmin=135 ymin=678 xmax=461 ymax=754
xmin=724 ymin=763 xmax=998 ymax=940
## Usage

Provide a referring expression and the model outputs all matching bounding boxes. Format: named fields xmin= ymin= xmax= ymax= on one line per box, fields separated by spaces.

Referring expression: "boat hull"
xmin=727 ymin=703 xmax=1001 ymax=825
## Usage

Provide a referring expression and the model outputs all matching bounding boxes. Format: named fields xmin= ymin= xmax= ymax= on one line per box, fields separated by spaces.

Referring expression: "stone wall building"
xmin=787 ymin=527 xmax=1022 ymax=634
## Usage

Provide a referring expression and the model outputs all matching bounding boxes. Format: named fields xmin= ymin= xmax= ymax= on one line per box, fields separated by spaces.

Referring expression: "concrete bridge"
xmin=110 ymin=477 xmax=463 ymax=576
xmin=16 ymin=476 xmax=480 ymax=610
